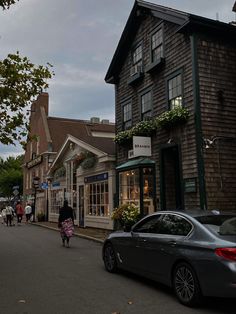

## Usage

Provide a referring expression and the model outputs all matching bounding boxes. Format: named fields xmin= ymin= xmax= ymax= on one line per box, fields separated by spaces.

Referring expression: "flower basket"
xmin=37 ymin=211 xmax=45 ymax=222
xmin=114 ymin=130 xmax=132 ymax=145
xmin=156 ymin=106 xmax=189 ymax=130
xmin=111 ymin=203 xmax=140 ymax=230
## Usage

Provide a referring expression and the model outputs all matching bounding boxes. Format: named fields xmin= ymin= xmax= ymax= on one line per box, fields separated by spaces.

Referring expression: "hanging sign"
xmin=133 ymin=136 xmax=151 ymax=157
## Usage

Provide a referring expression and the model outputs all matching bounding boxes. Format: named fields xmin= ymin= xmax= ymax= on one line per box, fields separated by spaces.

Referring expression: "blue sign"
xmin=41 ymin=182 xmax=48 ymax=189
xmin=84 ymin=172 xmax=108 ymax=183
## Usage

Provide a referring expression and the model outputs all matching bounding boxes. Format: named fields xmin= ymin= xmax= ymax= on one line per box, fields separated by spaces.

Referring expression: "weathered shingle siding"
xmin=115 ymin=14 xmax=200 ymax=209
xmin=198 ymin=36 xmax=236 ymax=211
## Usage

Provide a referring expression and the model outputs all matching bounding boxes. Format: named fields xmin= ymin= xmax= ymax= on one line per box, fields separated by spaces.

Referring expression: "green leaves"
xmin=0 ymin=0 xmax=18 ymax=10
xmin=0 ymin=155 xmax=23 ymax=198
xmin=0 ymin=52 xmax=54 ymax=146
xmin=114 ymin=106 xmax=190 ymax=145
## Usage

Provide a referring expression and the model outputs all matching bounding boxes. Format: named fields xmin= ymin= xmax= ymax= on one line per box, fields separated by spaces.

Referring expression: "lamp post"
xmin=32 ymin=176 xmax=40 ymax=222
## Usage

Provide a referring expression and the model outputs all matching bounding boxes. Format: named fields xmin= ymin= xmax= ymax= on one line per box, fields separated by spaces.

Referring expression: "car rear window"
xmin=195 ymin=215 xmax=236 ymax=235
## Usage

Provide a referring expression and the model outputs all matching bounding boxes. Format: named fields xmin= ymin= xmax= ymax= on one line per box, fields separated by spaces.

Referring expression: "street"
xmin=0 ymin=223 xmax=235 ymax=314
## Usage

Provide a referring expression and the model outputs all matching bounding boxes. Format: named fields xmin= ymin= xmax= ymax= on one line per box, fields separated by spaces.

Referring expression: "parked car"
xmin=102 ymin=210 xmax=236 ymax=306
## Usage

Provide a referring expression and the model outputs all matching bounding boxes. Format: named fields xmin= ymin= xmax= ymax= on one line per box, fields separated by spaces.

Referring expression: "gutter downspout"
xmin=190 ymin=33 xmax=207 ymax=210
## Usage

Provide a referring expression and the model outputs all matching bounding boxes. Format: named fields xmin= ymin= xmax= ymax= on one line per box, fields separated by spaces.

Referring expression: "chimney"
xmin=90 ymin=117 xmax=100 ymax=123
xmin=31 ymin=93 xmax=49 ymax=116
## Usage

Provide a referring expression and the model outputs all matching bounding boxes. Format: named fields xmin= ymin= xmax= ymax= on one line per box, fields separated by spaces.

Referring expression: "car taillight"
xmin=215 ymin=248 xmax=236 ymax=261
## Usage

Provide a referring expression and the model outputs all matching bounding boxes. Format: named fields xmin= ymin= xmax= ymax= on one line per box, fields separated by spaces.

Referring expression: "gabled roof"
xmin=48 ymin=134 xmax=115 ymax=174
xmin=105 ymin=0 xmax=236 ymax=84
xmin=48 ymin=116 xmax=115 ymax=155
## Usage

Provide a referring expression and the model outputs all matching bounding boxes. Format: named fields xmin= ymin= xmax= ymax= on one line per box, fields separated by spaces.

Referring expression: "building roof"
xmin=105 ymin=0 xmax=236 ymax=84
xmin=48 ymin=116 xmax=115 ymax=155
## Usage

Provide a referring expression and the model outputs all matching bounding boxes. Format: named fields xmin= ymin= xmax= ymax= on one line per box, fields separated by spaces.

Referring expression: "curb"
xmin=32 ymin=223 xmax=105 ymax=244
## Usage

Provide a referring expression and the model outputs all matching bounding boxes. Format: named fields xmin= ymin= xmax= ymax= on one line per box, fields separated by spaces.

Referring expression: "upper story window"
xmin=131 ymin=44 xmax=143 ymax=76
xmin=123 ymin=102 xmax=132 ymax=130
xmin=151 ymin=27 xmax=163 ymax=62
xmin=168 ymin=73 xmax=183 ymax=109
xmin=141 ymin=90 xmax=152 ymax=120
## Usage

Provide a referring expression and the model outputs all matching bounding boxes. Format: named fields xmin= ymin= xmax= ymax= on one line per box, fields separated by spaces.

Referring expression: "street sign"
xmin=41 ymin=182 xmax=48 ymax=189
xmin=13 ymin=189 xmax=19 ymax=196
xmin=13 ymin=185 xmax=20 ymax=190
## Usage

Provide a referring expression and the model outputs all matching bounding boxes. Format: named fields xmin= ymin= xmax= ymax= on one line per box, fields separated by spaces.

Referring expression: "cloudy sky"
xmin=0 ymin=0 xmax=235 ymax=158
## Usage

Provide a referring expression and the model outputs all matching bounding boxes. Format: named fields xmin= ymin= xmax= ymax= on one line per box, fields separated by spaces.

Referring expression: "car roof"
xmin=150 ymin=210 xmax=236 ymax=219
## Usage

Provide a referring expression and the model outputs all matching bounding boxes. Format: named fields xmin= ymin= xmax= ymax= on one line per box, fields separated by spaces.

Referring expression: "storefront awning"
xmin=116 ymin=157 xmax=155 ymax=170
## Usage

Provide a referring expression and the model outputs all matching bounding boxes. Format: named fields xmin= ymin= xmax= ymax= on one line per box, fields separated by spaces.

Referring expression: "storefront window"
xmin=118 ymin=165 xmax=155 ymax=216
xmin=50 ymin=189 xmax=64 ymax=214
xmin=86 ymin=181 xmax=109 ymax=216
xmin=143 ymin=167 xmax=154 ymax=215
xmin=119 ymin=169 xmax=140 ymax=206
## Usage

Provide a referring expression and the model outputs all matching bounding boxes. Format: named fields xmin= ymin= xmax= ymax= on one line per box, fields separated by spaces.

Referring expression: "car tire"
xmin=103 ymin=243 xmax=118 ymax=273
xmin=173 ymin=262 xmax=202 ymax=307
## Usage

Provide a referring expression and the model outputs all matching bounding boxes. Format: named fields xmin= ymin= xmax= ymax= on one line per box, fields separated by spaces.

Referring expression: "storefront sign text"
xmin=27 ymin=155 xmax=43 ymax=169
xmin=84 ymin=172 xmax=108 ymax=183
xmin=133 ymin=136 xmax=151 ymax=157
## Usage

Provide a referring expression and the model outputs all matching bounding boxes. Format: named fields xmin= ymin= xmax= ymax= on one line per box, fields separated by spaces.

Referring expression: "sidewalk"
xmin=33 ymin=221 xmax=112 ymax=243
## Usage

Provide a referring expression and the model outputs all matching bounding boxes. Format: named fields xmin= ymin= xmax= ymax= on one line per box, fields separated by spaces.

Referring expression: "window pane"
xmin=141 ymin=91 xmax=152 ymax=119
xmin=123 ymin=103 xmax=132 ymax=130
xmin=151 ymin=28 xmax=163 ymax=62
xmin=133 ymin=215 xmax=162 ymax=233
xmin=168 ymin=74 xmax=182 ymax=109
xmin=158 ymin=214 xmax=192 ymax=235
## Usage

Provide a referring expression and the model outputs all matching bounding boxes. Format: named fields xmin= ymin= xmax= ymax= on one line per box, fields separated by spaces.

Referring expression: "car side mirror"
xmin=123 ymin=224 xmax=132 ymax=232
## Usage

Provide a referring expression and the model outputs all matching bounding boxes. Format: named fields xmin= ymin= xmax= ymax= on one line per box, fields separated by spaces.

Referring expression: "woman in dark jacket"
xmin=58 ymin=200 xmax=74 ymax=247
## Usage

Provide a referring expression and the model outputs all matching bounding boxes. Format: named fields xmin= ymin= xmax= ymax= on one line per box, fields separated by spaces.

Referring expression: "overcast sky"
xmin=0 ymin=0 xmax=235 ymax=158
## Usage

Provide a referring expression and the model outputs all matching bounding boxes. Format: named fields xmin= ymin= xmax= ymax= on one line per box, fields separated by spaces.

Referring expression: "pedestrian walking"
xmin=25 ymin=203 xmax=32 ymax=223
xmin=15 ymin=201 xmax=24 ymax=225
xmin=58 ymin=200 xmax=74 ymax=248
xmin=1 ymin=207 xmax=6 ymax=225
xmin=5 ymin=204 xmax=14 ymax=227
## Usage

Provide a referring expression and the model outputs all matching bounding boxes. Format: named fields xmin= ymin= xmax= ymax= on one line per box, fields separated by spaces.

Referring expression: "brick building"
xmin=23 ymin=93 xmax=115 ymax=223
xmin=105 ymin=0 xmax=236 ymax=214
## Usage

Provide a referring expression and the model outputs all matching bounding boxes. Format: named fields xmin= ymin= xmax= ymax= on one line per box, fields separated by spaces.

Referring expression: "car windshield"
xmin=195 ymin=215 xmax=236 ymax=235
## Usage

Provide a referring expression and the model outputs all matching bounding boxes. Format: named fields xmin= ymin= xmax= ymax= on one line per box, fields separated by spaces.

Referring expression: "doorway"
xmin=79 ymin=185 xmax=85 ymax=227
xmin=160 ymin=145 xmax=183 ymax=210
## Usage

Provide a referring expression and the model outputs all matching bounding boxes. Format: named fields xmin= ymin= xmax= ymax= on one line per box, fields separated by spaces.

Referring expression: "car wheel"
xmin=103 ymin=243 xmax=118 ymax=273
xmin=173 ymin=262 xmax=202 ymax=307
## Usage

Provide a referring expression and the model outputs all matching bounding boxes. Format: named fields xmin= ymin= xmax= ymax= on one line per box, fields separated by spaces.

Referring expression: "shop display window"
xmin=119 ymin=169 xmax=140 ymax=206
xmin=86 ymin=181 xmax=109 ymax=216
xmin=50 ymin=189 xmax=63 ymax=214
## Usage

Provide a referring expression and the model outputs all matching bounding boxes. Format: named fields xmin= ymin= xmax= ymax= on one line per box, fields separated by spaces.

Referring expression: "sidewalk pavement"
xmin=33 ymin=221 xmax=112 ymax=243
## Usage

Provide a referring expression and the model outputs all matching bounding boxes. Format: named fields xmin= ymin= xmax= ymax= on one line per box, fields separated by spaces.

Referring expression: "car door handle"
xmin=168 ymin=241 xmax=177 ymax=247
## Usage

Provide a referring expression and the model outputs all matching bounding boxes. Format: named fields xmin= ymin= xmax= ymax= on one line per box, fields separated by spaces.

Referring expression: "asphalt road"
xmin=0 ymin=222 xmax=235 ymax=314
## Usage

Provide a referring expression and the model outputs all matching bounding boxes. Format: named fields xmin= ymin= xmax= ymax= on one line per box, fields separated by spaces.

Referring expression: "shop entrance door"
xmin=160 ymin=145 xmax=183 ymax=210
xmin=79 ymin=185 xmax=85 ymax=227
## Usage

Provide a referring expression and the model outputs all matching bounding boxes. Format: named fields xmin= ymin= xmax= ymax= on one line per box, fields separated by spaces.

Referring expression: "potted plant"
xmin=111 ymin=203 xmax=140 ymax=230
xmin=37 ymin=211 xmax=46 ymax=222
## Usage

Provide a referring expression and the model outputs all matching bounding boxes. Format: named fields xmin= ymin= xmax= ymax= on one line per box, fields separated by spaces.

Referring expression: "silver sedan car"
xmin=102 ymin=211 xmax=236 ymax=306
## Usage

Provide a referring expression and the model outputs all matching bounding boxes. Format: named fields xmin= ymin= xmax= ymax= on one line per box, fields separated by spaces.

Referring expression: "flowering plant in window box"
xmin=111 ymin=203 xmax=140 ymax=229
xmin=114 ymin=130 xmax=132 ymax=145
xmin=156 ymin=106 xmax=189 ymax=130
xmin=130 ymin=120 xmax=156 ymax=137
